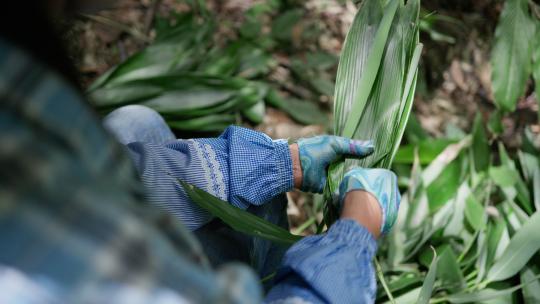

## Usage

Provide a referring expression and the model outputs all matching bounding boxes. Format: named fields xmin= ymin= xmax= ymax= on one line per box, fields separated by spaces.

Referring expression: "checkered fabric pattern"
xmin=125 ymin=126 xmax=294 ymax=231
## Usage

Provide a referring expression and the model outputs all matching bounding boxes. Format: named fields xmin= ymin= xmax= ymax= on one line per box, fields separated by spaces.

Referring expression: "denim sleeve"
xmin=264 ymin=220 xmax=378 ymax=304
xmin=125 ymin=126 xmax=294 ymax=230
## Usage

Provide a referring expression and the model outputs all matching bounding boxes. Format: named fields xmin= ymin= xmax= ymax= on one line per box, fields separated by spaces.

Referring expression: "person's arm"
xmin=124 ymin=126 xmax=294 ymax=230
xmin=265 ymin=168 xmax=399 ymax=304
xmin=124 ymin=126 xmax=373 ymax=231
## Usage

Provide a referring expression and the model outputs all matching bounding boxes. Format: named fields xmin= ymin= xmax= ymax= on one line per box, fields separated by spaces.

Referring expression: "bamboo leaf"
xmin=167 ymin=114 xmax=236 ymax=132
xmin=521 ymin=267 xmax=540 ymax=303
xmin=326 ymin=0 xmax=421 ymax=200
xmin=487 ymin=212 xmax=540 ymax=282
xmin=490 ymin=0 xmax=536 ymax=112
xmin=417 ymin=247 xmax=438 ymax=304
xmin=422 ymin=136 xmax=471 ymax=186
xmin=265 ymin=90 xmax=328 ymax=125
xmin=437 ymin=246 xmax=465 ymax=292
xmin=180 ymin=181 xmax=302 ymax=245
xmin=487 ymin=218 xmax=510 ymax=265
xmin=426 ymin=157 xmax=462 ymax=211
xmin=393 ymin=139 xmax=456 ymax=165
xmin=241 ymin=99 xmax=265 ymax=124
xmin=347 ymin=0 xmax=420 ymax=169
xmin=533 ymin=23 xmax=540 ymax=122
xmin=387 ymin=43 xmax=423 ymax=166
xmin=334 ymin=0 xmax=395 ymax=137
xmin=378 ymin=273 xmax=422 ymax=298
xmin=448 ymin=274 xmax=540 ymax=303
xmin=471 ymin=112 xmax=490 ymax=172
xmin=465 ymin=195 xmax=485 ymax=231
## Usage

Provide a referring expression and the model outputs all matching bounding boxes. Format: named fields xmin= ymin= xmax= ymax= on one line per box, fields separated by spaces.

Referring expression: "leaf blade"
xmin=490 ymin=0 xmax=536 ymax=112
xmin=487 ymin=212 xmax=540 ymax=282
xmin=180 ymin=181 xmax=302 ymax=245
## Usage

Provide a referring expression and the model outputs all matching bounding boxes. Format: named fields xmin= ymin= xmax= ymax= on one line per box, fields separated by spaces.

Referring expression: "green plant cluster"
xmin=180 ymin=1 xmax=540 ymax=303
xmin=375 ymin=112 xmax=540 ymax=303
xmin=87 ymin=0 xmax=540 ymax=302
xmin=88 ymin=1 xmax=332 ymax=133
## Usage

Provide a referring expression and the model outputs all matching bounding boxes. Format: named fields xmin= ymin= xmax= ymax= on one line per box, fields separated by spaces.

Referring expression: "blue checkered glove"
xmin=338 ymin=168 xmax=400 ymax=235
xmin=297 ymin=136 xmax=374 ymax=193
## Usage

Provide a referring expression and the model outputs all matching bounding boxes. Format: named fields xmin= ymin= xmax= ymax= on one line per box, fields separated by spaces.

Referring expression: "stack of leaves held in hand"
xmin=324 ymin=0 xmax=422 ymax=222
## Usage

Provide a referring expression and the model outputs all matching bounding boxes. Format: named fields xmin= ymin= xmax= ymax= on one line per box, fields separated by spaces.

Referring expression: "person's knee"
xmin=105 ymin=105 xmax=161 ymax=123
xmin=103 ymin=105 xmax=173 ymax=144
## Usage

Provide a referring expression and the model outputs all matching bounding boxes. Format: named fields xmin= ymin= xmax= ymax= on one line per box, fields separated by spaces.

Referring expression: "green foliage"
xmin=486 ymin=212 xmax=540 ymax=282
xmin=88 ymin=5 xmax=331 ymax=133
xmin=375 ymin=118 xmax=540 ymax=303
xmin=327 ymin=0 xmax=422 ymax=205
xmin=471 ymin=113 xmax=490 ymax=172
xmin=85 ymin=1 xmax=540 ymax=302
xmin=417 ymin=247 xmax=438 ymax=303
xmin=533 ymin=23 xmax=540 ymax=121
xmin=393 ymin=139 xmax=455 ymax=165
xmin=521 ymin=267 xmax=540 ymax=303
xmin=180 ymin=180 xmax=301 ymax=245
xmin=490 ymin=0 xmax=536 ymax=113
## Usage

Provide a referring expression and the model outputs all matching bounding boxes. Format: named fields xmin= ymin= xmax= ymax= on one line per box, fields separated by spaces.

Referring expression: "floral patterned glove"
xmin=338 ymin=168 xmax=400 ymax=235
xmin=297 ymin=136 xmax=374 ymax=193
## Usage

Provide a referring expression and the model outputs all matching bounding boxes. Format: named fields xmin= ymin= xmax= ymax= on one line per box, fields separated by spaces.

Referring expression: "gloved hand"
xmin=296 ymin=136 xmax=374 ymax=193
xmin=338 ymin=168 xmax=400 ymax=235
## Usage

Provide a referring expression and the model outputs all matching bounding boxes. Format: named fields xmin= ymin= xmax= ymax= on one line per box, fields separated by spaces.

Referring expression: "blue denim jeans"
xmin=104 ymin=105 xmax=289 ymax=288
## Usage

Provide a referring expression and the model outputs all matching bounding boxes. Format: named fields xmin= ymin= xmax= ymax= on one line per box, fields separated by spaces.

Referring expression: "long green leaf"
xmin=417 ymin=247 xmax=438 ymax=304
xmin=533 ymin=23 xmax=540 ymax=122
xmin=487 ymin=212 xmax=540 ymax=282
xmin=491 ymin=0 xmax=536 ymax=112
xmin=393 ymin=139 xmax=456 ymax=165
xmin=448 ymin=274 xmax=540 ymax=303
xmin=347 ymin=0 xmax=419 ymax=170
xmin=333 ymin=0 xmax=384 ymax=136
xmin=471 ymin=112 xmax=490 ymax=172
xmin=437 ymin=246 xmax=465 ymax=291
xmin=521 ymin=267 xmax=540 ymax=303
xmin=180 ymin=181 xmax=302 ymax=245
xmin=167 ymin=114 xmax=236 ymax=132
xmin=340 ymin=0 xmax=399 ymax=137
xmin=387 ymin=43 xmax=423 ymax=167
xmin=326 ymin=0 xmax=421 ymax=202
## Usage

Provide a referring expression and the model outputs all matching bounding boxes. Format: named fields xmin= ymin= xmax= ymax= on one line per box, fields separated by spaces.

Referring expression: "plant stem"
xmin=293 ymin=217 xmax=317 ymax=234
xmin=260 ymin=272 xmax=276 ymax=284
xmin=464 ymin=269 xmax=478 ymax=282
xmin=375 ymin=258 xmax=395 ymax=304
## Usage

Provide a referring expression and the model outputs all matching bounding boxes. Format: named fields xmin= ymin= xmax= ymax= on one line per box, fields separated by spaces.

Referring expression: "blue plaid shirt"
xmin=0 ymin=39 xmax=378 ymax=303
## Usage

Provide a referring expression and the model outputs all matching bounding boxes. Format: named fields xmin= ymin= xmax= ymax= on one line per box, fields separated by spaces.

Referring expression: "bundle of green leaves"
xmin=324 ymin=0 xmax=422 ymax=225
